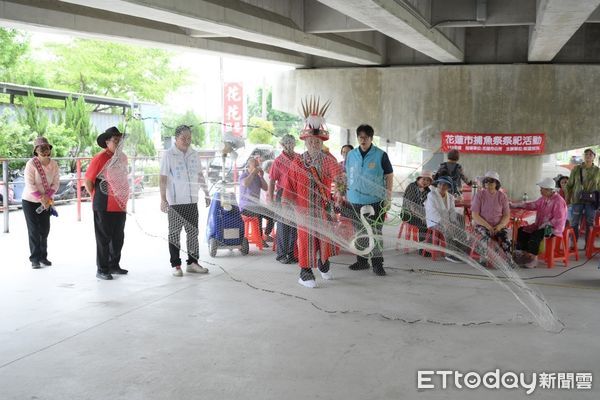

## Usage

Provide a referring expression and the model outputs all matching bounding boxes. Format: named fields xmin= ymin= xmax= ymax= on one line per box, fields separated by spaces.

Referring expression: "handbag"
xmin=577 ymin=167 xmax=597 ymax=204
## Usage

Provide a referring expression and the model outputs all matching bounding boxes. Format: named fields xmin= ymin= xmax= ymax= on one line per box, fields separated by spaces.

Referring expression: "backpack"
xmin=433 ymin=162 xmax=462 ymax=194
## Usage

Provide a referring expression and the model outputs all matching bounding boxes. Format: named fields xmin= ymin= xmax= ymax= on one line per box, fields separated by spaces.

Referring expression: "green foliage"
xmin=44 ymin=123 xmax=77 ymax=158
xmin=247 ymin=87 xmax=301 ymax=138
xmin=0 ymin=29 xmax=28 ymax=78
xmin=46 ymin=39 xmax=188 ymax=104
xmin=247 ymin=117 xmax=275 ymax=145
xmin=64 ymin=96 xmax=96 ymax=158
xmin=161 ymin=111 xmax=206 ymax=148
xmin=0 ymin=108 xmax=33 ymax=168
xmin=142 ymin=163 xmax=160 ymax=187
xmin=121 ymin=117 xmax=156 ymax=157
xmin=18 ymin=92 xmax=48 ymax=136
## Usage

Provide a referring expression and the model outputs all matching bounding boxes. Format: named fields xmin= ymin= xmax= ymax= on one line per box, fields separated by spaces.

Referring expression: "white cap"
xmin=537 ymin=177 xmax=557 ymax=190
xmin=484 ymin=170 xmax=501 ymax=184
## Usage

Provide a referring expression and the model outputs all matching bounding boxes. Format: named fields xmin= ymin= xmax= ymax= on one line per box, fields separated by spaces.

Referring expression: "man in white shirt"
xmin=160 ymin=125 xmax=210 ymax=276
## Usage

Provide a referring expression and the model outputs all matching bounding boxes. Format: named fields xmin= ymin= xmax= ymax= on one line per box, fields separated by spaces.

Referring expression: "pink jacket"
xmin=518 ymin=192 xmax=567 ymax=237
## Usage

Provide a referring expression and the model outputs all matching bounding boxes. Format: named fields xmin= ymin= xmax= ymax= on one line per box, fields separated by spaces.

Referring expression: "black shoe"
xmin=31 ymin=261 xmax=41 ymax=269
xmin=285 ymin=256 xmax=298 ymax=264
xmin=40 ymin=259 xmax=52 ymax=267
xmin=300 ymin=268 xmax=315 ymax=281
xmin=262 ymin=240 xmax=269 ymax=248
xmin=96 ymin=271 xmax=113 ymax=280
xmin=110 ymin=267 xmax=128 ymax=275
xmin=372 ymin=264 xmax=386 ymax=276
xmin=349 ymin=261 xmax=369 ymax=270
xmin=318 ymin=259 xmax=330 ymax=273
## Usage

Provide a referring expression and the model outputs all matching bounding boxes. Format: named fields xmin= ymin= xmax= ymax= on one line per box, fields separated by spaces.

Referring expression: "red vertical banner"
xmin=223 ymin=82 xmax=244 ymax=137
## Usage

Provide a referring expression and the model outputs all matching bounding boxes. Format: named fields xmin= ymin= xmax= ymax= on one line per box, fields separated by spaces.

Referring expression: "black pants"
xmin=264 ymin=215 xmax=274 ymax=236
xmin=168 ymin=203 xmax=199 ymax=267
xmin=93 ymin=211 xmax=126 ymax=273
xmin=516 ymin=227 xmax=546 ymax=256
xmin=22 ymin=199 xmax=51 ymax=263
xmin=351 ymin=201 xmax=385 ymax=267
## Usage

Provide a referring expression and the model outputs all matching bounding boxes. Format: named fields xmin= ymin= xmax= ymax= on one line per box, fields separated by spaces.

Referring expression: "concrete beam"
xmin=529 ymin=0 xmax=600 ymax=62
xmin=432 ymin=0 xmax=536 ymax=28
xmin=0 ymin=0 xmax=306 ymax=65
xmin=316 ymin=0 xmax=464 ymax=63
xmin=303 ymin=0 xmax=373 ymax=33
xmin=58 ymin=0 xmax=383 ymax=65
xmin=587 ymin=5 xmax=600 ymax=22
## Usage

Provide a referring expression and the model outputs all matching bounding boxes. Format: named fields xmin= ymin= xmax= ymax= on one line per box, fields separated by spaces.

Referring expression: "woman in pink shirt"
xmin=471 ymin=171 xmax=511 ymax=262
xmin=22 ymin=137 xmax=60 ymax=268
xmin=511 ymin=177 xmax=568 ymax=268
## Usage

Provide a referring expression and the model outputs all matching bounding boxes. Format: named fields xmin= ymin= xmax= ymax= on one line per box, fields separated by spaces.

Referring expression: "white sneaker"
xmin=445 ymin=255 xmax=462 ymax=263
xmin=186 ymin=263 xmax=209 ymax=273
xmin=298 ymin=277 xmax=317 ymax=288
xmin=172 ymin=267 xmax=183 ymax=277
xmin=320 ymin=270 xmax=333 ymax=280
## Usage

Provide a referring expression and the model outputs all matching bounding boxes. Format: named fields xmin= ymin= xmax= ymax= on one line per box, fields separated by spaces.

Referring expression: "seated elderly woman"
xmin=403 ymin=171 xmax=433 ymax=241
xmin=471 ymin=171 xmax=511 ymax=261
xmin=510 ymin=177 xmax=568 ymax=268
xmin=425 ymin=176 xmax=466 ymax=263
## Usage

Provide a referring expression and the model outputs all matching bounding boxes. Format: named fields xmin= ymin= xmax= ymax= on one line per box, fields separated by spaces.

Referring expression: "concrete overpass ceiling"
xmin=315 ymin=0 xmax=465 ymax=63
xmin=0 ymin=0 xmax=307 ymax=65
xmin=57 ymin=0 xmax=384 ymax=65
xmin=528 ymin=0 xmax=600 ymax=62
xmin=0 ymin=0 xmax=599 ymax=67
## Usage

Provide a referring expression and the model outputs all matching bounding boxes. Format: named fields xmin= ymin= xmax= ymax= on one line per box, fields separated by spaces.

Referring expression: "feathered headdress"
xmin=299 ymin=96 xmax=331 ymax=141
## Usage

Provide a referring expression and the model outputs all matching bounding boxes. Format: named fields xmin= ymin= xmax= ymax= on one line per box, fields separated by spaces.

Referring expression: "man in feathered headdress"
xmin=282 ymin=97 xmax=345 ymax=288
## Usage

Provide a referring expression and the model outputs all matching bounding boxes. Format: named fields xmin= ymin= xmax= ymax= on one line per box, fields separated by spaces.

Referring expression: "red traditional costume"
xmin=282 ymin=97 xmax=345 ymax=288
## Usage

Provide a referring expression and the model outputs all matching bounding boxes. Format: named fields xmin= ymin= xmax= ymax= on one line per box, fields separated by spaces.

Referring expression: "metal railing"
xmin=1 ymin=155 xmax=216 ymax=233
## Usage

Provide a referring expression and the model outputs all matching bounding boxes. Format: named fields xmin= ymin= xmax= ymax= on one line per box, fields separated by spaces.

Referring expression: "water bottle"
xmin=522 ymin=192 xmax=528 ymax=202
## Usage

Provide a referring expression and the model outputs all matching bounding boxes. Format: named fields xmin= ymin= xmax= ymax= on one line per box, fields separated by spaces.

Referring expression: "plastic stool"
xmin=540 ymin=236 xmax=566 ymax=268
xmin=554 ymin=226 xmax=579 ymax=265
xmin=423 ymin=228 xmax=446 ymax=260
xmin=242 ymin=215 xmax=263 ymax=250
xmin=585 ymin=226 xmax=600 ymax=259
xmin=397 ymin=222 xmax=419 ymax=253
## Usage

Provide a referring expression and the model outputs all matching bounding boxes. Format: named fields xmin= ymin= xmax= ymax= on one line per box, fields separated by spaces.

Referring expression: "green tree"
xmin=161 ymin=110 xmax=207 ymax=148
xmin=0 ymin=108 xmax=33 ymax=167
xmin=121 ymin=117 xmax=156 ymax=157
xmin=47 ymin=39 xmax=188 ymax=106
xmin=247 ymin=87 xmax=301 ymax=138
xmin=0 ymin=28 xmax=47 ymax=87
xmin=0 ymin=29 xmax=28 ymax=78
xmin=247 ymin=117 xmax=275 ymax=145
xmin=18 ymin=91 xmax=48 ymax=136
xmin=64 ymin=96 xmax=97 ymax=162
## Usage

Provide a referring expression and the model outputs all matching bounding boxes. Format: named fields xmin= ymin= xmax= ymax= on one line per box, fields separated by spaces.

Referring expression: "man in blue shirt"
xmin=345 ymin=124 xmax=394 ymax=275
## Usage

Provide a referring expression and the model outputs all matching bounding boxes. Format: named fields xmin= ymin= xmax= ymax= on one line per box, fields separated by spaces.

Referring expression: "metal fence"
xmin=0 ymin=155 xmax=214 ymax=233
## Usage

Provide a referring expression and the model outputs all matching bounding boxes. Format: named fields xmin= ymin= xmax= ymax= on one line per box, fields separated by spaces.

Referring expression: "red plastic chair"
xmin=397 ymin=222 xmax=419 ymax=253
xmin=541 ymin=228 xmax=579 ymax=268
xmin=585 ymin=226 xmax=600 ymax=259
xmin=242 ymin=215 xmax=263 ymax=250
xmin=423 ymin=228 xmax=446 ymax=260
xmin=553 ymin=226 xmax=579 ymax=265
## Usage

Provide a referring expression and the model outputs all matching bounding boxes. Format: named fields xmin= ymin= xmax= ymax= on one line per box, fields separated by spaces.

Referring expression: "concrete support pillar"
xmin=459 ymin=155 xmax=544 ymax=201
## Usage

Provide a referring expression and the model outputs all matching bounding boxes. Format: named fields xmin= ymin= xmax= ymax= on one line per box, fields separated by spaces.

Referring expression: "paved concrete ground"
xmin=1 ymin=193 xmax=599 ymax=399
